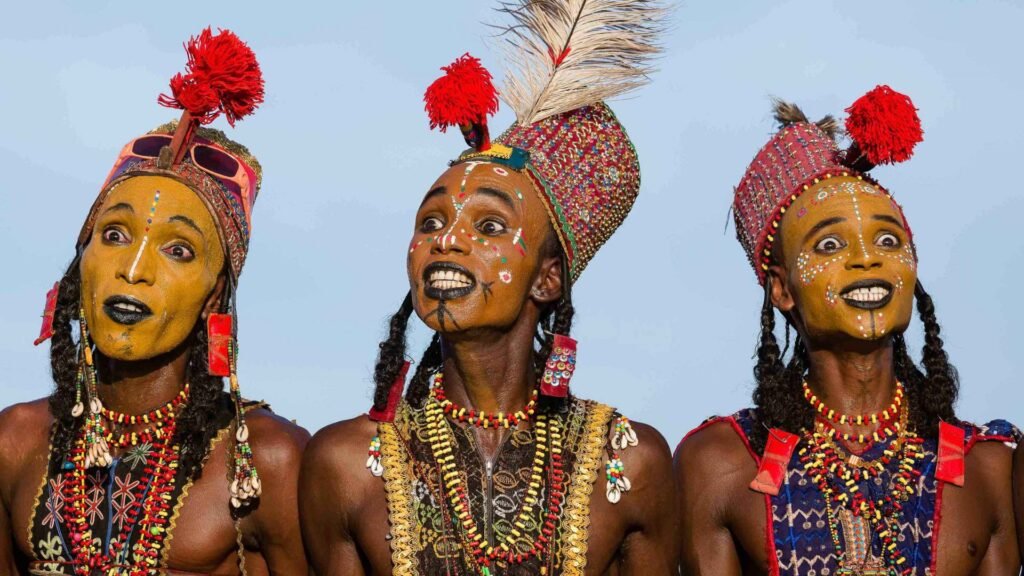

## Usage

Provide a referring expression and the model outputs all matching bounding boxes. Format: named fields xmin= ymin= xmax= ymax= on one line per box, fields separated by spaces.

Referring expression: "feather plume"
xmin=496 ymin=0 xmax=666 ymax=126
xmin=771 ymin=98 xmax=809 ymax=128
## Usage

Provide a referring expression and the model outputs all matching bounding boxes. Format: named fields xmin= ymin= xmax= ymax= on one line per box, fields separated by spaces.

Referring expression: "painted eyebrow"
xmin=169 ymin=215 xmax=204 ymax=237
xmin=475 ymin=187 xmax=515 ymax=209
xmin=419 ymin=186 xmax=447 ymax=208
xmin=103 ymin=202 xmax=134 ymax=215
xmin=804 ymin=216 xmax=846 ymax=243
xmin=871 ymin=214 xmax=905 ymax=229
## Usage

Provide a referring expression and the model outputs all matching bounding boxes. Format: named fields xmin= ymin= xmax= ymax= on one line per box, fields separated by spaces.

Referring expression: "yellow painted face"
xmin=407 ymin=161 xmax=556 ymax=333
xmin=80 ymin=175 xmax=225 ymax=360
xmin=775 ymin=176 xmax=917 ymax=342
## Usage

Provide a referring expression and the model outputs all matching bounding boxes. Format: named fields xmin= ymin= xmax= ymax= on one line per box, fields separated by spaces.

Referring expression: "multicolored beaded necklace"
xmin=423 ymin=392 xmax=564 ymax=575
xmin=101 ymin=384 xmax=190 ymax=448
xmin=62 ymin=403 xmax=182 ymax=575
xmin=803 ymin=380 xmax=905 ymax=444
xmin=799 ymin=398 xmax=924 ymax=575
xmin=430 ymin=372 xmax=538 ymax=429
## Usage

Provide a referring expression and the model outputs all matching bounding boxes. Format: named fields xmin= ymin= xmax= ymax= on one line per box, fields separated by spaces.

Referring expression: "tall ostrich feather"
xmin=496 ymin=0 xmax=667 ymax=126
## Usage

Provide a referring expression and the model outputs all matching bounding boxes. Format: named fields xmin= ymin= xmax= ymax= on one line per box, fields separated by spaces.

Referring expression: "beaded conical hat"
xmin=423 ymin=0 xmax=665 ymax=282
xmin=732 ymin=86 xmax=924 ymax=285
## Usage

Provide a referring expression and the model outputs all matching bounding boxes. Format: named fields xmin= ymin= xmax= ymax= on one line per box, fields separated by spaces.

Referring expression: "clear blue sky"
xmin=1 ymin=0 xmax=1021 ymax=444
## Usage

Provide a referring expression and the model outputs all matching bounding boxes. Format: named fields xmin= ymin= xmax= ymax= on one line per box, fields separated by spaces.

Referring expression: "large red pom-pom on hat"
xmin=424 ymin=53 xmax=499 ymax=151
xmin=844 ymin=85 xmax=923 ymax=167
xmin=158 ymin=27 xmax=265 ymax=166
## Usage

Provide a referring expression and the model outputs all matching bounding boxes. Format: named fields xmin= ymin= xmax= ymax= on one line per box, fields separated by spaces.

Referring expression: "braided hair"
xmin=748 ymin=279 xmax=959 ymax=454
xmin=47 ymin=258 xmax=232 ymax=479
xmin=372 ymin=230 xmax=573 ymax=411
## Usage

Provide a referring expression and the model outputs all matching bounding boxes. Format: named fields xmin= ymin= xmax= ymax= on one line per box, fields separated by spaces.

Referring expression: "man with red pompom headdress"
xmin=674 ymin=88 xmax=1022 ymax=575
xmin=0 ymin=28 xmax=310 ymax=574
xmin=300 ymin=1 xmax=678 ymax=574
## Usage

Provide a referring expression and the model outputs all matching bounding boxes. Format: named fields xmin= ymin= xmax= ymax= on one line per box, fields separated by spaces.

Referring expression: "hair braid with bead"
xmin=46 ymin=258 xmax=234 ymax=479
xmin=749 ymin=279 xmax=960 ymax=453
xmin=370 ymin=227 xmax=571 ymax=410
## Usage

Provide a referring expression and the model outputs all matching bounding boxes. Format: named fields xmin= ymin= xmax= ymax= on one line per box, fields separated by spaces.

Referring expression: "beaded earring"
xmin=208 ymin=312 xmax=261 ymax=508
xmin=540 ymin=334 xmax=576 ymax=398
xmin=77 ymin=309 xmax=112 ymax=468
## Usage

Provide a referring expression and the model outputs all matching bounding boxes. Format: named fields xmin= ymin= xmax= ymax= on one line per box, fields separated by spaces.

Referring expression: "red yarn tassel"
xmin=33 ymin=282 xmax=59 ymax=346
xmin=369 ymin=361 xmax=410 ymax=423
xmin=158 ymin=27 xmax=265 ymax=127
xmin=207 ymin=313 xmax=233 ymax=377
xmin=844 ymin=85 xmax=923 ymax=166
xmin=424 ymin=53 xmax=499 ymax=151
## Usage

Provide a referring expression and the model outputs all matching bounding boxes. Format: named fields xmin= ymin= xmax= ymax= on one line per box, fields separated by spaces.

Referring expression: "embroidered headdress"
xmin=423 ymin=0 xmax=666 ymax=282
xmin=732 ymin=85 xmax=924 ymax=284
xmin=76 ymin=27 xmax=264 ymax=281
xmin=40 ymin=27 xmax=267 ymax=510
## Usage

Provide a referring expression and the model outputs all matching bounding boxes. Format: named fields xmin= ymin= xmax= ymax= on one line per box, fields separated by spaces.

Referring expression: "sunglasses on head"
xmin=102 ymin=133 xmax=256 ymax=231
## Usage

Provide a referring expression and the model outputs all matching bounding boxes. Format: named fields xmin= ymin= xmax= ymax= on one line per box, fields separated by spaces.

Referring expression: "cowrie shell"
xmin=71 ymin=402 xmax=84 ymax=418
xmin=235 ymin=424 xmax=250 ymax=443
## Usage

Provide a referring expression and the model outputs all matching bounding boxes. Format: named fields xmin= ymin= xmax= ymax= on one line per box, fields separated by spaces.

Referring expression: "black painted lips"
xmin=839 ymin=279 xmax=894 ymax=310
xmin=423 ymin=262 xmax=476 ymax=301
xmin=102 ymin=295 xmax=153 ymax=325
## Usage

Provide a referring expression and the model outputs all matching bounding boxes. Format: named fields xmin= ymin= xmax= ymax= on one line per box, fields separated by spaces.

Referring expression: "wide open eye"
xmin=420 ymin=216 xmax=445 ymax=233
xmin=814 ymin=235 xmax=845 ymax=254
xmin=162 ymin=243 xmax=195 ymax=262
xmin=875 ymin=232 xmax=900 ymax=249
xmin=102 ymin=226 xmax=131 ymax=245
xmin=477 ymin=218 xmax=508 ymax=236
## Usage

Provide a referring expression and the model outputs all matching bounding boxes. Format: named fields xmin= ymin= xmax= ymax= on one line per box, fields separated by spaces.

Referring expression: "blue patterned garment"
xmin=723 ymin=409 xmax=1020 ymax=576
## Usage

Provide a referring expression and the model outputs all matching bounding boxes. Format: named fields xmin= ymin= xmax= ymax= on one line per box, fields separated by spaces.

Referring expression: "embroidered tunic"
xmin=26 ymin=396 xmax=257 ymax=575
xmin=378 ymin=397 xmax=619 ymax=576
xmin=697 ymin=408 xmax=1020 ymax=576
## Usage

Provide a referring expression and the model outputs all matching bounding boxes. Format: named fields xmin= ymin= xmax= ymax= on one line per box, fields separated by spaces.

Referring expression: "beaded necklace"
xmin=101 ymin=384 xmax=190 ymax=448
xmin=423 ymin=393 xmax=564 ymax=575
xmin=803 ymin=380 xmax=903 ymax=425
xmin=62 ymin=411 xmax=181 ymax=575
xmin=803 ymin=380 xmax=904 ymax=444
xmin=799 ymin=402 xmax=924 ymax=575
xmin=430 ymin=372 xmax=538 ymax=429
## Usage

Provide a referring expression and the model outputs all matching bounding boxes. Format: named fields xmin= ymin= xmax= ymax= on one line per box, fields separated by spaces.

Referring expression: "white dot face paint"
xmin=780 ymin=176 xmax=918 ymax=343
xmin=499 ymin=270 xmax=513 ymax=284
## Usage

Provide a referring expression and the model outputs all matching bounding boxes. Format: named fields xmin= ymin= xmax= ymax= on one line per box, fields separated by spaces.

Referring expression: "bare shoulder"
xmin=243 ymin=408 xmax=310 ymax=470
xmin=0 ymin=398 xmax=52 ymax=468
xmin=301 ymin=414 xmax=380 ymax=521
xmin=618 ymin=420 xmax=672 ymax=474
xmin=674 ymin=418 xmax=756 ymax=481
xmin=966 ymin=437 xmax=1014 ymax=490
xmin=303 ymin=414 xmax=379 ymax=491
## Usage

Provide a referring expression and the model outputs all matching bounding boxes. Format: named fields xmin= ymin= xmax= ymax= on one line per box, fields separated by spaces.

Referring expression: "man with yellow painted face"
xmin=675 ymin=89 xmax=1022 ymax=575
xmin=0 ymin=29 xmax=309 ymax=574
xmin=299 ymin=2 xmax=677 ymax=574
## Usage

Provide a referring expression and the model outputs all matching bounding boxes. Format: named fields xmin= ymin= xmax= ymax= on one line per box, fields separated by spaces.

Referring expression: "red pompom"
xmin=844 ymin=85 xmax=923 ymax=165
xmin=158 ymin=27 xmax=265 ymax=127
xmin=424 ymin=53 xmax=499 ymax=132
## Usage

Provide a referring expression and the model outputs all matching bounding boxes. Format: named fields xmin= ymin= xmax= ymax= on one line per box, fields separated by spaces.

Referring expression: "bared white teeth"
xmin=112 ymin=302 xmax=144 ymax=313
xmin=842 ymin=287 xmax=890 ymax=302
xmin=428 ymin=269 xmax=473 ymax=290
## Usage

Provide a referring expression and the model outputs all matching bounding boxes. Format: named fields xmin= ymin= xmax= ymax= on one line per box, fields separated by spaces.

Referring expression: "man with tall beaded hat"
xmin=675 ymin=88 xmax=1021 ymax=575
xmin=0 ymin=28 xmax=309 ymax=574
xmin=300 ymin=1 xmax=678 ymax=574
